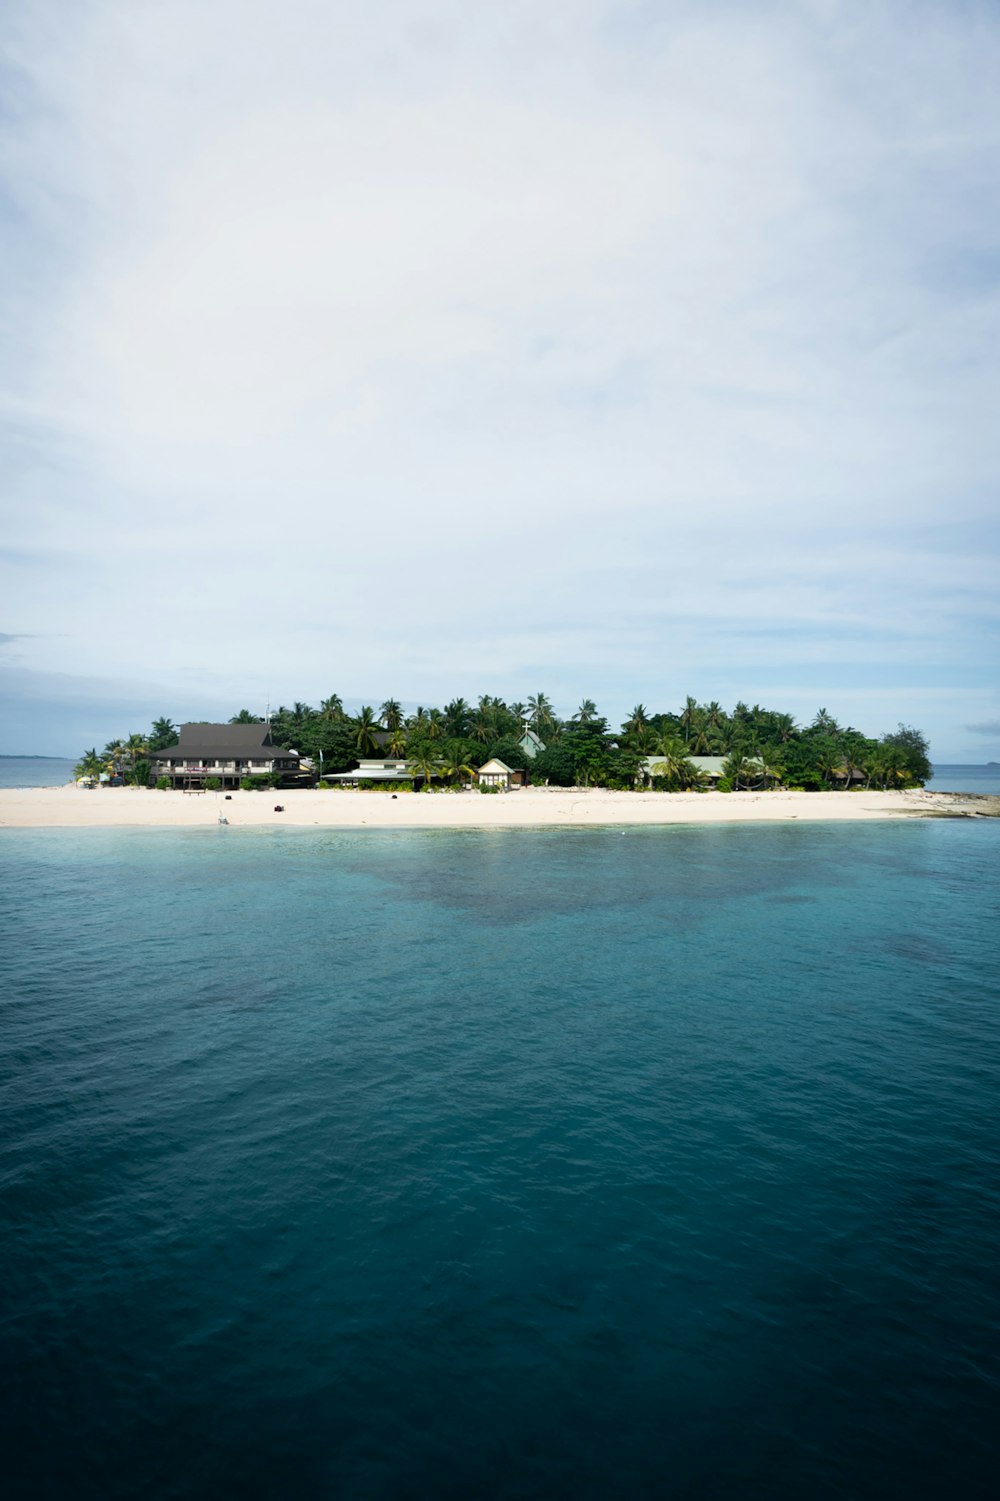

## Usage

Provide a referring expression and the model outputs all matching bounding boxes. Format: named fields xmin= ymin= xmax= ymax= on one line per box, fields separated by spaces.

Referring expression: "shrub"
xmin=155 ymin=776 xmax=171 ymax=791
xmin=716 ymin=776 xmax=733 ymax=793
xmin=240 ymin=777 xmax=255 ymax=791
xmin=205 ymin=777 xmax=222 ymax=791
xmin=479 ymin=783 xmax=500 ymax=794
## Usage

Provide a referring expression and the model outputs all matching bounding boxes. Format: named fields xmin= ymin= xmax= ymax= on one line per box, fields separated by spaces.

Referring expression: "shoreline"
xmin=1 ymin=785 xmax=997 ymax=830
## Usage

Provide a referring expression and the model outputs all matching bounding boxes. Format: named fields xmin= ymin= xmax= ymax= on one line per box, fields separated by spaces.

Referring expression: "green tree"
xmin=881 ymin=724 xmax=931 ymax=785
xmin=531 ymin=746 xmax=576 ymax=787
xmin=149 ymin=717 xmax=179 ymax=750
xmin=442 ymin=698 xmax=472 ymax=738
xmin=380 ymin=699 xmax=403 ymax=731
xmin=650 ymin=739 xmax=699 ymax=789
xmin=408 ymin=751 xmax=441 ymax=789
xmin=527 ymin=692 xmax=557 ymax=737
xmin=722 ymin=751 xmax=751 ymax=790
xmin=757 ymin=744 xmax=785 ymax=787
xmin=125 ymin=733 xmax=150 ymax=785
xmin=75 ymin=748 xmax=103 ymax=782
xmin=103 ymin=739 xmax=127 ymax=780
xmin=353 ymin=706 xmax=380 ymax=755
xmin=679 ymin=695 xmax=700 ymax=745
xmin=810 ymin=707 xmax=841 ymax=737
xmin=438 ymin=745 xmax=475 ymax=786
xmin=320 ymin=695 xmax=345 ymax=722
xmin=623 ymin=704 xmax=649 ymax=740
xmin=229 ymin=709 xmax=263 ymax=725
xmin=482 ymin=737 xmax=530 ymax=771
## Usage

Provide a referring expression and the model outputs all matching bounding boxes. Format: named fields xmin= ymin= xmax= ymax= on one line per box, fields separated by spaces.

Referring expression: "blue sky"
xmin=1 ymin=0 xmax=998 ymax=758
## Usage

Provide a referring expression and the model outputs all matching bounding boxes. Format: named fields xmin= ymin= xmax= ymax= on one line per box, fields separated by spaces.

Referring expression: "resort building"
xmin=148 ymin=724 xmax=301 ymax=788
xmin=324 ymin=759 xmax=412 ymax=786
xmin=640 ymin=755 xmax=727 ymax=783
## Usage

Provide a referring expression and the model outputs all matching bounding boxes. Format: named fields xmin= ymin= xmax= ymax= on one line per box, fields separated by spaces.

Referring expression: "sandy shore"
xmin=1 ymin=784 xmax=995 ymax=830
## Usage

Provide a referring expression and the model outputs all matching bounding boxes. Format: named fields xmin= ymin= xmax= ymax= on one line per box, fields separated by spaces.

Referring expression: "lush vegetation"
xmin=75 ymin=696 xmax=931 ymax=791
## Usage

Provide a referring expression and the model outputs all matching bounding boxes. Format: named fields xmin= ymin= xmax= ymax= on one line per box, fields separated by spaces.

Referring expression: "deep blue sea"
xmin=928 ymin=764 xmax=1000 ymax=794
xmin=0 ymin=757 xmax=76 ymax=788
xmin=3 ymin=823 xmax=999 ymax=1500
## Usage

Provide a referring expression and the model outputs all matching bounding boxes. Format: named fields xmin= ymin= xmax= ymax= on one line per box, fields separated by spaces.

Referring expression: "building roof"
xmin=325 ymin=760 xmax=410 ymax=781
xmin=642 ymin=754 xmax=730 ymax=776
xmin=478 ymin=758 xmax=513 ymax=774
xmin=518 ymin=729 xmax=546 ymax=758
xmin=149 ymin=724 xmax=299 ymax=762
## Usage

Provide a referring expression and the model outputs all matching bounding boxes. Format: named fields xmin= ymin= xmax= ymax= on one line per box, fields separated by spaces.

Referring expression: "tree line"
xmin=75 ymin=696 xmax=932 ymax=791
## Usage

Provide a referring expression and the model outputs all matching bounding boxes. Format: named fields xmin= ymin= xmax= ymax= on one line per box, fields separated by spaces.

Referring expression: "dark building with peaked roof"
xmin=148 ymin=724 xmax=300 ymax=788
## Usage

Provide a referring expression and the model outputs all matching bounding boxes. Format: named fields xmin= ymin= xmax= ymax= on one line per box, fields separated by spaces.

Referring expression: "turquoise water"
xmin=3 ymin=823 xmax=999 ymax=1499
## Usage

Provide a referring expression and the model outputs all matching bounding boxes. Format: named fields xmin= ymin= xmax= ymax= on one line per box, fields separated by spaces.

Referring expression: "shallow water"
xmin=2 ymin=822 xmax=999 ymax=1499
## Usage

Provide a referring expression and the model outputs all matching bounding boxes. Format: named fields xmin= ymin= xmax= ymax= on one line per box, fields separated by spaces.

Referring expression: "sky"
xmin=1 ymin=0 xmax=998 ymax=759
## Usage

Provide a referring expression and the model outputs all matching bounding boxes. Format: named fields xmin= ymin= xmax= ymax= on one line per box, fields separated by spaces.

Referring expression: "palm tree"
xmin=75 ymin=748 xmax=103 ymax=782
xmin=811 ymin=739 xmax=841 ymax=788
xmin=149 ymin=716 xmax=179 ymax=750
xmin=442 ymin=698 xmax=471 ymax=738
xmin=229 ymin=709 xmax=262 ymax=724
xmin=125 ymin=733 xmax=149 ymax=783
xmin=650 ymin=737 xmax=696 ymax=788
xmin=811 ymin=707 xmax=841 ymax=738
xmin=103 ymin=739 xmax=127 ymax=780
xmin=527 ymin=692 xmax=556 ymax=734
xmin=387 ymin=726 xmax=407 ymax=758
xmin=438 ymin=746 xmax=475 ymax=787
xmin=572 ymin=698 xmax=599 ymax=726
xmin=320 ymin=695 xmax=344 ymax=722
xmin=624 ymin=704 xmax=649 ymax=741
xmin=722 ymin=751 xmax=749 ymax=790
xmin=426 ymin=708 xmax=444 ymax=741
xmin=757 ymin=744 xmax=785 ymax=787
xmin=629 ymin=724 xmax=657 ymax=754
xmin=470 ymin=709 xmax=493 ymax=743
xmin=408 ymin=751 xmax=441 ymax=790
xmin=354 ymin=706 xmax=379 ymax=755
xmin=679 ymin=695 xmax=700 ymax=745
xmin=379 ymin=699 xmax=403 ymax=731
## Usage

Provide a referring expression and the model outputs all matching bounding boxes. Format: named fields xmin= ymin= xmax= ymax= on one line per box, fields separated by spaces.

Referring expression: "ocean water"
xmin=928 ymin=764 xmax=1000 ymax=794
xmin=2 ymin=822 xmax=999 ymax=1500
xmin=0 ymin=757 xmax=76 ymax=788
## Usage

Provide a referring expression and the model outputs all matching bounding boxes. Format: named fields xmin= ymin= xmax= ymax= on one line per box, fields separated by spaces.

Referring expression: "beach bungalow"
xmin=148 ymin=724 xmax=300 ymax=788
xmin=640 ymin=755 xmax=726 ymax=784
xmin=477 ymin=758 xmax=521 ymax=790
xmin=640 ymin=754 xmax=775 ymax=788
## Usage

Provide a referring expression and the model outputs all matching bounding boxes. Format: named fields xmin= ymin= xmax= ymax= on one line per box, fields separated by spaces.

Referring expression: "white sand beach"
xmin=0 ymin=784 xmax=989 ymax=829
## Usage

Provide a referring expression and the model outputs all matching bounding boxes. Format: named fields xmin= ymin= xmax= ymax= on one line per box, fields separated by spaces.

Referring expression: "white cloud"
xmin=1 ymin=0 xmax=999 ymax=757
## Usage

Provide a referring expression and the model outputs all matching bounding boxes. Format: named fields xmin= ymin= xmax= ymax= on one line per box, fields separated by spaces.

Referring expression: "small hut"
xmin=477 ymin=758 xmax=517 ymax=790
